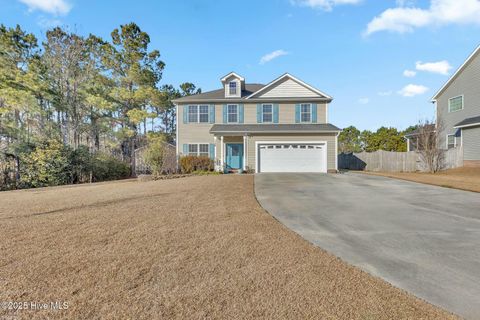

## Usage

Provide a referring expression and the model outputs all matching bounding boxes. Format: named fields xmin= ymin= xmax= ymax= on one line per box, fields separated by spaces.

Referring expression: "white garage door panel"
xmin=258 ymin=143 xmax=326 ymax=173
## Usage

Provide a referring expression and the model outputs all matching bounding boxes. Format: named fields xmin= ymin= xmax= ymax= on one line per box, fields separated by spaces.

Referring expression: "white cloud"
xmin=290 ymin=0 xmax=361 ymax=11
xmin=378 ymin=90 xmax=393 ymax=96
xmin=403 ymin=69 xmax=417 ymax=77
xmin=18 ymin=0 xmax=71 ymax=15
xmin=259 ymin=50 xmax=289 ymax=65
xmin=365 ymin=0 xmax=480 ymax=35
xmin=415 ymin=60 xmax=452 ymax=75
xmin=358 ymin=97 xmax=370 ymax=104
xmin=37 ymin=16 xmax=62 ymax=28
xmin=398 ymin=84 xmax=429 ymax=97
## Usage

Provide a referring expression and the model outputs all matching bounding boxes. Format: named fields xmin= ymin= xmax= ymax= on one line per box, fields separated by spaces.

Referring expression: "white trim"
xmin=246 ymin=73 xmax=333 ymax=100
xmin=255 ymin=140 xmax=328 ymax=173
xmin=300 ymin=103 xmax=312 ymax=123
xmin=186 ymin=143 xmax=210 ymax=157
xmin=335 ymin=132 xmax=339 ymax=171
xmin=432 ymin=44 xmax=480 ymax=101
xmin=446 ymin=134 xmax=456 ymax=149
xmin=220 ymin=72 xmax=244 ymax=82
xmin=226 ymin=104 xmax=239 ymax=123
xmin=454 ymin=122 xmax=480 ymax=129
xmin=220 ymin=136 xmax=224 ymax=171
xmin=212 ymin=130 xmax=340 ymax=134
xmin=261 ymin=103 xmax=273 ymax=123
xmin=448 ymin=95 xmax=464 ymax=113
xmin=243 ymin=135 xmax=247 ymax=171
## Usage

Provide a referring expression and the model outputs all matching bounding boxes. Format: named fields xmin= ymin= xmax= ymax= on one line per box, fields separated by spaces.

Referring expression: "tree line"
xmin=0 ymin=22 xmax=200 ymax=189
xmin=339 ymin=125 xmax=417 ymax=153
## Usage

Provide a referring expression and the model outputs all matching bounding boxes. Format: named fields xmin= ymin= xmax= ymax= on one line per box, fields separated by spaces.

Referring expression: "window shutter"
xmin=312 ymin=103 xmax=317 ymax=123
xmin=183 ymin=144 xmax=188 ymax=155
xmin=256 ymin=104 xmax=262 ymax=123
xmin=295 ymin=104 xmax=300 ymax=123
xmin=223 ymin=105 xmax=227 ymax=123
xmin=273 ymin=104 xmax=279 ymax=124
xmin=209 ymin=105 xmax=215 ymax=124
xmin=239 ymin=104 xmax=244 ymax=123
xmin=209 ymin=144 xmax=215 ymax=160
xmin=183 ymin=105 xmax=188 ymax=124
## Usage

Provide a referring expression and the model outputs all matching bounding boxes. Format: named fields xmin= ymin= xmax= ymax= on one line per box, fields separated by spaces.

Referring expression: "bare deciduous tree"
xmin=416 ymin=119 xmax=445 ymax=173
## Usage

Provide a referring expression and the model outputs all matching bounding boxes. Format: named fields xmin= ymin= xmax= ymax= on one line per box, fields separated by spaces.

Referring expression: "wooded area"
xmin=0 ymin=23 xmax=200 ymax=190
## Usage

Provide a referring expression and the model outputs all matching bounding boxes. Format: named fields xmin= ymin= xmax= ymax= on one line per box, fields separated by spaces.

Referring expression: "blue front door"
xmin=226 ymin=144 xmax=243 ymax=170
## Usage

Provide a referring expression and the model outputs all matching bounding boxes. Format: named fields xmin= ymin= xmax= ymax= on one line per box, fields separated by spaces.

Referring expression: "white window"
xmin=262 ymin=104 xmax=273 ymax=123
xmin=447 ymin=134 xmax=456 ymax=149
xmin=448 ymin=96 xmax=463 ymax=112
xmin=229 ymin=81 xmax=237 ymax=95
xmin=188 ymin=105 xmax=209 ymax=123
xmin=300 ymin=103 xmax=311 ymax=123
xmin=199 ymin=105 xmax=209 ymax=123
xmin=227 ymin=104 xmax=238 ymax=123
xmin=188 ymin=143 xmax=210 ymax=157
xmin=199 ymin=144 xmax=209 ymax=157
xmin=188 ymin=106 xmax=198 ymax=123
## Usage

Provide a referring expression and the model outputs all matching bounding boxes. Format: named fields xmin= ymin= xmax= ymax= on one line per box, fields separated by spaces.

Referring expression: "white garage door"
xmin=258 ymin=143 xmax=327 ymax=173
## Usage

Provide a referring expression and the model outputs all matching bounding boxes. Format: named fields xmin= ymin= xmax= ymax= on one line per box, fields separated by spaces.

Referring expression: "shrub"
xmin=179 ymin=156 xmax=214 ymax=174
xmin=91 ymin=152 xmax=131 ymax=182
xmin=143 ymin=133 xmax=166 ymax=175
xmin=19 ymin=140 xmax=72 ymax=188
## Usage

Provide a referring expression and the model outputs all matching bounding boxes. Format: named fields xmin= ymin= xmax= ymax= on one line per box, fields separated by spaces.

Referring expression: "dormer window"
xmin=229 ymin=81 xmax=237 ymax=95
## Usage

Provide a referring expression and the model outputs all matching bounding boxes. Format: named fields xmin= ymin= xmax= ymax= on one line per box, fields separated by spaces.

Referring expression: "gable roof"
xmin=246 ymin=73 xmax=332 ymax=100
xmin=432 ymin=44 xmax=480 ymax=101
xmin=220 ymin=72 xmax=244 ymax=82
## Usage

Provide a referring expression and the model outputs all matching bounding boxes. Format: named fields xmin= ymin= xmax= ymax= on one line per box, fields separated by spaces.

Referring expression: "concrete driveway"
xmin=255 ymin=173 xmax=480 ymax=319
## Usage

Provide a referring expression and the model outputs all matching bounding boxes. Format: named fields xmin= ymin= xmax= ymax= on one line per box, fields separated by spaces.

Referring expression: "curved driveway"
xmin=255 ymin=173 xmax=480 ymax=319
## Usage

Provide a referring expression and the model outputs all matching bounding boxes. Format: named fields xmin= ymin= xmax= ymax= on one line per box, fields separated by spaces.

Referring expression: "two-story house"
xmin=172 ymin=73 xmax=341 ymax=173
xmin=431 ymin=45 xmax=480 ymax=167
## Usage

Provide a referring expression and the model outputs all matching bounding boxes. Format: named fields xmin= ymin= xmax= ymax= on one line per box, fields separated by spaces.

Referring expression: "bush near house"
xmin=16 ymin=140 xmax=130 ymax=189
xmin=179 ymin=156 xmax=214 ymax=174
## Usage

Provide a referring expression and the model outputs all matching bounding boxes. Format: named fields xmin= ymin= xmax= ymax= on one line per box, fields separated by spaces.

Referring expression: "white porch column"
xmin=243 ymin=135 xmax=247 ymax=171
xmin=220 ymin=136 xmax=224 ymax=171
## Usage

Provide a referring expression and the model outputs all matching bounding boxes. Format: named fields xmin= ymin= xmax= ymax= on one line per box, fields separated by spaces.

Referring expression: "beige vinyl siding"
xmin=436 ymin=51 xmax=480 ymax=151
xmin=246 ymin=133 xmax=337 ymax=171
xmin=258 ymin=78 xmax=319 ymax=98
xmin=463 ymin=127 xmax=480 ymax=160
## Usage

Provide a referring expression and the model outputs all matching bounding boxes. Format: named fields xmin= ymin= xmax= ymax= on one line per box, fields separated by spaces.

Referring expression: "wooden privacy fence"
xmin=338 ymin=147 xmax=463 ymax=172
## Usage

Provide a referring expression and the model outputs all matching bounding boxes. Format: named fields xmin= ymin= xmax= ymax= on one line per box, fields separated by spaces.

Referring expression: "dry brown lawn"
xmin=0 ymin=175 xmax=458 ymax=319
xmin=365 ymin=167 xmax=480 ymax=193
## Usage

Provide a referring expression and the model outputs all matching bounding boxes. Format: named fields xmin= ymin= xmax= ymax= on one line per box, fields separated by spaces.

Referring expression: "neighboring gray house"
xmin=172 ymin=72 xmax=341 ymax=173
xmin=431 ymin=45 xmax=480 ymax=167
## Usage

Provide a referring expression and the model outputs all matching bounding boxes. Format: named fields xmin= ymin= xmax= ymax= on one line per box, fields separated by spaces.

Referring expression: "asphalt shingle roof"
xmin=173 ymin=84 xmax=265 ymax=103
xmin=454 ymin=115 xmax=480 ymax=128
xmin=210 ymin=124 xmax=341 ymax=134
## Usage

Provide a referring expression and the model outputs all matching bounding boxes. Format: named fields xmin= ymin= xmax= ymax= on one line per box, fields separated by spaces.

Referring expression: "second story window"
xmin=188 ymin=105 xmax=209 ymax=123
xmin=227 ymin=104 xmax=238 ymax=123
xmin=229 ymin=81 xmax=237 ymax=95
xmin=448 ymin=96 xmax=463 ymax=112
xmin=301 ymin=103 xmax=311 ymax=123
xmin=262 ymin=104 xmax=273 ymax=123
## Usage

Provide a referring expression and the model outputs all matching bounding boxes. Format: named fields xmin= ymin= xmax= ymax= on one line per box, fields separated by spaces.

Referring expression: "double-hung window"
xmin=262 ymin=104 xmax=273 ymax=123
xmin=229 ymin=81 xmax=237 ymax=95
xmin=227 ymin=104 xmax=238 ymax=123
xmin=188 ymin=105 xmax=209 ymax=123
xmin=447 ymin=134 xmax=456 ymax=149
xmin=300 ymin=103 xmax=311 ymax=123
xmin=188 ymin=143 xmax=209 ymax=157
xmin=448 ymin=96 xmax=463 ymax=112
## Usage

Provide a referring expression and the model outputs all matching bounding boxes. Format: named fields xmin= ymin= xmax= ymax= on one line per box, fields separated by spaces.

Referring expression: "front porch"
xmin=214 ymin=135 xmax=249 ymax=173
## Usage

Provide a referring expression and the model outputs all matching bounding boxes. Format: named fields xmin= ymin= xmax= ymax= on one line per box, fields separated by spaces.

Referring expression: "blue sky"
xmin=1 ymin=0 xmax=479 ymax=130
